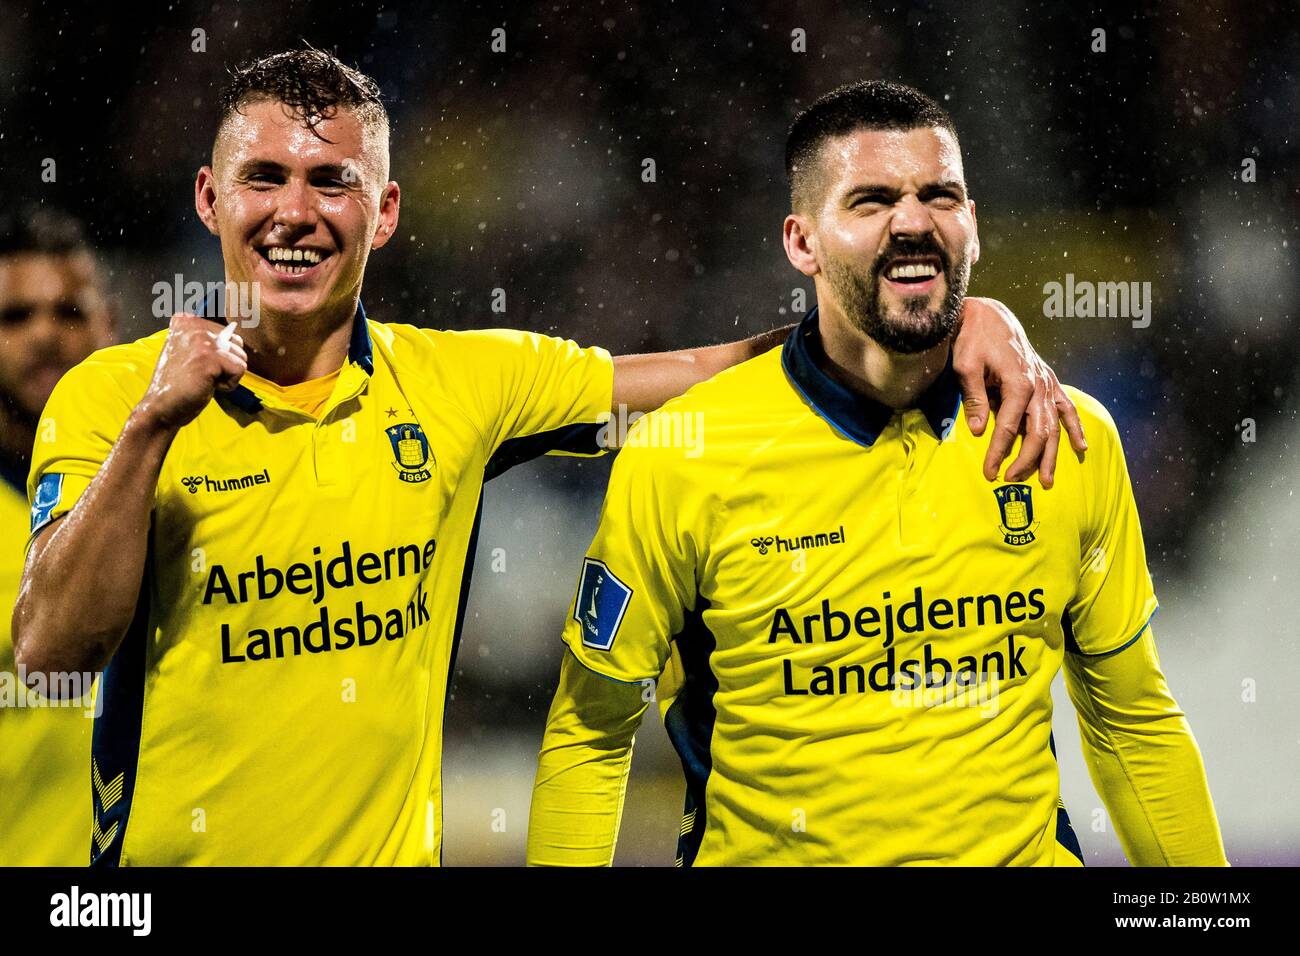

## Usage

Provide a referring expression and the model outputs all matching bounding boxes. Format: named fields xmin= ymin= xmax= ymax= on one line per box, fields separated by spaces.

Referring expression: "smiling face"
xmin=791 ymin=126 xmax=979 ymax=353
xmin=196 ymin=99 xmax=399 ymax=325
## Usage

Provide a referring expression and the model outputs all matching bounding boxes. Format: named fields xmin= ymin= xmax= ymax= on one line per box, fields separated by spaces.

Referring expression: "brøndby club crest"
xmin=386 ymin=423 xmax=433 ymax=483
xmin=994 ymin=484 xmax=1038 ymax=546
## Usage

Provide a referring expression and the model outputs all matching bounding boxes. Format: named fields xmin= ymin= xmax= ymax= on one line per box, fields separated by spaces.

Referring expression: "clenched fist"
xmin=134 ymin=313 xmax=248 ymax=432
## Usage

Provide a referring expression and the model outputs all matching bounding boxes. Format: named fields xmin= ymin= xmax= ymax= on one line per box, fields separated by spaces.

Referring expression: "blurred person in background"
xmin=0 ymin=207 xmax=115 ymax=865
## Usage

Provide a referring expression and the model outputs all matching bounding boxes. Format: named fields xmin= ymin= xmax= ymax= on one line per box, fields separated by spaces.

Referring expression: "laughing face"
xmin=196 ymin=99 xmax=399 ymax=325
xmin=805 ymin=126 xmax=978 ymax=354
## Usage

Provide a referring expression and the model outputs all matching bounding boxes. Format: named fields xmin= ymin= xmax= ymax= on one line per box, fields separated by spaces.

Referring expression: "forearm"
xmin=1078 ymin=711 xmax=1224 ymax=866
xmin=13 ymin=408 xmax=175 ymax=678
xmin=1064 ymin=629 xmax=1227 ymax=866
xmin=611 ymin=325 xmax=793 ymax=415
xmin=526 ymin=652 xmax=649 ymax=866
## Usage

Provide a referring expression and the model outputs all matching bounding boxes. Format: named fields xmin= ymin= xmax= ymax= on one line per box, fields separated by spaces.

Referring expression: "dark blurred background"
xmin=3 ymin=0 xmax=1295 ymax=864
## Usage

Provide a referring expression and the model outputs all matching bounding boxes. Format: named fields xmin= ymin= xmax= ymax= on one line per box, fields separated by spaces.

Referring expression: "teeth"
xmin=887 ymin=262 xmax=938 ymax=280
xmin=265 ymin=247 xmax=324 ymax=264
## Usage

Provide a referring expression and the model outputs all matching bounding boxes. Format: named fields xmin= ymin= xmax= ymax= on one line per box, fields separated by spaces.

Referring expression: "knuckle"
xmin=952 ymin=355 xmax=979 ymax=376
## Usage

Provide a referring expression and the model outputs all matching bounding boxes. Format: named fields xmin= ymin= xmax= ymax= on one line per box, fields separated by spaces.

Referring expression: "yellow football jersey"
xmin=27 ymin=304 xmax=613 ymax=866
xmin=0 ymin=465 xmax=95 ymax=865
xmin=558 ymin=307 xmax=1157 ymax=866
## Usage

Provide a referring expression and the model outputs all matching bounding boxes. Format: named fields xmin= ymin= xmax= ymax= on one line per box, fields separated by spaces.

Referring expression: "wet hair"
xmin=785 ymin=80 xmax=958 ymax=213
xmin=217 ymin=46 xmax=389 ymax=146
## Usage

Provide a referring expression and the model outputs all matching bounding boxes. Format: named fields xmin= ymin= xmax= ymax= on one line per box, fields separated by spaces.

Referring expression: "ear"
xmin=967 ymin=198 xmax=980 ymax=266
xmin=371 ymin=181 xmax=401 ymax=251
xmin=195 ymin=166 xmax=220 ymax=237
xmin=783 ymin=213 xmax=820 ymax=278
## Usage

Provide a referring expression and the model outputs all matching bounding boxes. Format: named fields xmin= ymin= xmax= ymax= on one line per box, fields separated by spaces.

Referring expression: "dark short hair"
xmin=785 ymin=80 xmax=959 ymax=213
xmin=218 ymin=46 xmax=388 ymax=142
xmin=0 ymin=206 xmax=94 ymax=259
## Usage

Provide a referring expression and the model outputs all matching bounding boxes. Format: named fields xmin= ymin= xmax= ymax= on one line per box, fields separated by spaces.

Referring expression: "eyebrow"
xmin=234 ymin=159 xmax=354 ymax=178
xmin=842 ymin=179 xmax=967 ymax=201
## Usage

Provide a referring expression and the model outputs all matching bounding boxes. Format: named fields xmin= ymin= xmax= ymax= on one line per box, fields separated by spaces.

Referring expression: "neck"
xmin=815 ymin=298 xmax=950 ymax=409
xmin=238 ymin=291 xmax=359 ymax=385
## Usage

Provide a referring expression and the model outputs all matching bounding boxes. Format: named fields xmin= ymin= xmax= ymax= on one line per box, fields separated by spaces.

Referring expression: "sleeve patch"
xmin=574 ymin=558 xmax=633 ymax=652
xmin=30 ymin=473 xmax=64 ymax=534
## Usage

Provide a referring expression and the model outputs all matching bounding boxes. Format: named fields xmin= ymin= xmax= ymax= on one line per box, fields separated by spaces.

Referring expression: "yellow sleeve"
xmin=526 ymin=651 xmax=649 ymax=866
xmin=428 ymin=329 xmax=613 ymax=463
xmin=1063 ymin=625 xmax=1228 ymax=866
xmin=1063 ymin=390 xmax=1159 ymax=655
xmin=26 ymin=353 xmax=145 ymax=544
xmin=527 ymin=418 xmax=702 ymax=865
xmin=560 ymin=414 xmax=700 ymax=683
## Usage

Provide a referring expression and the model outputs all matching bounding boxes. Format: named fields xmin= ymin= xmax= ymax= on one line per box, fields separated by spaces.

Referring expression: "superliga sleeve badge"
xmin=386 ymin=423 xmax=433 ymax=483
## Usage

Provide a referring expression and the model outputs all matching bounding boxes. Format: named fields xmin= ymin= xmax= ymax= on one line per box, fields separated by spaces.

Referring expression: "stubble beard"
xmin=822 ymin=243 xmax=970 ymax=355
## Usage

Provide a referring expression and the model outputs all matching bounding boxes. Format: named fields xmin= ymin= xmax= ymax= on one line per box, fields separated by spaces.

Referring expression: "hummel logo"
xmin=181 ymin=469 xmax=271 ymax=494
xmin=751 ymin=526 xmax=847 ymax=555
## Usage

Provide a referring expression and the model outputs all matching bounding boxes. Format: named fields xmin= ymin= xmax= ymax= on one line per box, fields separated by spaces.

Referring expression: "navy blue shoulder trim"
xmin=485 ymin=422 xmax=603 ymax=481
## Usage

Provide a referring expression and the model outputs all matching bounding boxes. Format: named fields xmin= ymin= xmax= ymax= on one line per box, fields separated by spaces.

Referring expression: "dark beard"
xmin=823 ymin=241 xmax=969 ymax=354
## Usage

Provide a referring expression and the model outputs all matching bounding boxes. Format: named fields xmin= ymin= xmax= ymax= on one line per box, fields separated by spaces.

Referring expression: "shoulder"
xmin=614 ymin=345 xmax=790 ymax=480
xmin=648 ymin=344 xmax=788 ymax=422
xmin=1061 ymin=385 xmax=1118 ymax=429
xmin=1051 ymin=385 xmax=1138 ymax=505
xmin=51 ymin=330 xmax=167 ymax=404
xmin=375 ymin=326 xmax=609 ymax=426
xmin=1059 ymin=384 xmax=1125 ymax=453
xmin=376 ymin=322 xmax=585 ymax=365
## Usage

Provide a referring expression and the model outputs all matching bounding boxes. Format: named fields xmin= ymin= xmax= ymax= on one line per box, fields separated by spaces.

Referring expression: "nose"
xmin=26 ymin=306 xmax=65 ymax=347
xmin=273 ymin=178 xmax=317 ymax=230
xmin=888 ymin=194 xmax=936 ymax=240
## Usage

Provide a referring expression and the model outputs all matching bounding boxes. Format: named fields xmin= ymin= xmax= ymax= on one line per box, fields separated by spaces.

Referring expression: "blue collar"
xmin=781 ymin=306 xmax=961 ymax=447
xmin=202 ymin=293 xmax=374 ymax=414
xmin=348 ymin=299 xmax=375 ymax=375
